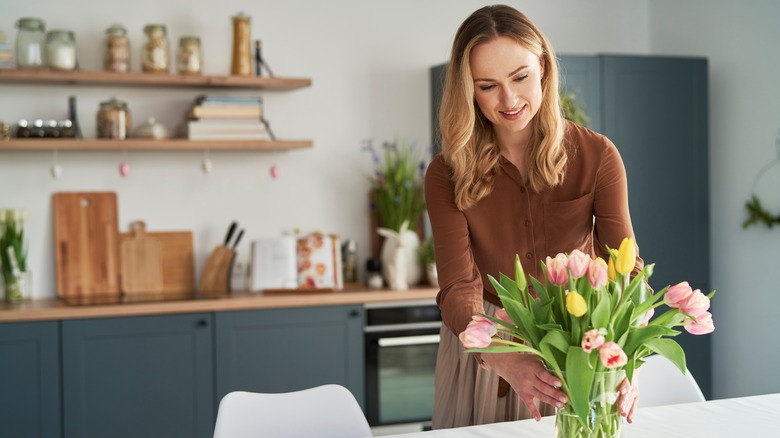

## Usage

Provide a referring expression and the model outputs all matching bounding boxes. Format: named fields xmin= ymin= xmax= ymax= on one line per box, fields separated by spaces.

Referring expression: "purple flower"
xmin=404 ymin=180 xmax=412 ymax=190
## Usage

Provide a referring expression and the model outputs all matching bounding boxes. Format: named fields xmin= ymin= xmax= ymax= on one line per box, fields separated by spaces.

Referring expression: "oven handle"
xmin=377 ymin=334 xmax=441 ymax=347
xmin=363 ymin=321 xmax=442 ymax=333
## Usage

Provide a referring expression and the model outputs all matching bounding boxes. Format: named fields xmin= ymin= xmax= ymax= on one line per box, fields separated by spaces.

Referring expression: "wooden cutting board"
xmin=53 ymin=192 xmax=121 ymax=298
xmin=120 ymin=221 xmax=163 ymax=296
xmin=119 ymin=228 xmax=195 ymax=297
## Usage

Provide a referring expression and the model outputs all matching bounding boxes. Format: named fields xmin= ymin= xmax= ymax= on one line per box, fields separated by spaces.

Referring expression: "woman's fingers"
xmin=520 ymin=395 xmax=542 ymax=421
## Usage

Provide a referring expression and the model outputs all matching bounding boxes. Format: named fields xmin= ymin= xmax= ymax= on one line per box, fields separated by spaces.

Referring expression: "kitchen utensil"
xmin=120 ymin=220 xmax=163 ymax=295
xmin=199 ymin=221 xmax=240 ymax=296
xmin=52 ymin=192 xmax=121 ymax=298
xmin=119 ymin=229 xmax=195 ymax=296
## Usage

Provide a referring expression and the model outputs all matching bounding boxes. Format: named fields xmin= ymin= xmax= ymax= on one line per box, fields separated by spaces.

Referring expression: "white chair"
xmin=637 ymin=354 xmax=706 ymax=407
xmin=213 ymin=384 xmax=373 ymax=438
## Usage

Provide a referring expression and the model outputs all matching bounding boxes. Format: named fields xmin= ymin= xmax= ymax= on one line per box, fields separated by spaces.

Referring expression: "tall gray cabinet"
xmin=430 ymin=54 xmax=711 ymax=398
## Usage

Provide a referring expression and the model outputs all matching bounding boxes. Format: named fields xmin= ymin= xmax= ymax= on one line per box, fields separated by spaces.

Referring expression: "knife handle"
xmin=232 ymin=229 xmax=245 ymax=249
xmin=224 ymin=222 xmax=237 ymax=246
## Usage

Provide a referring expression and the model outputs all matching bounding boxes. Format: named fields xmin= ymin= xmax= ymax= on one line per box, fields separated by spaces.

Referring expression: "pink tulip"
xmin=458 ymin=317 xmax=497 ymax=348
xmin=567 ymin=249 xmax=590 ymax=279
xmin=546 ymin=253 xmax=569 ymax=286
xmin=684 ymin=312 xmax=715 ymax=335
xmin=641 ymin=307 xmax=655 ymax=326
xmin=664 ymin=281 xmax=693 ymax=308
xmin=587 ymin=258 xmax=608 ymax=289
xmin=581 ymin=329 xmax=605 ymax=352
xmin=599 ymin=342 xmax=628 ymax=368
xmin=495 ymin=308 xmax=513 ymax=325
xmin=680 ymin=290 xmax=710 ymax=319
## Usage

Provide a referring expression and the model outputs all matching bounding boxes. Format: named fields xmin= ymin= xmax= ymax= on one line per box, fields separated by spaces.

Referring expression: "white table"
xmin=380 ymin=393 xmax=780 ymax=437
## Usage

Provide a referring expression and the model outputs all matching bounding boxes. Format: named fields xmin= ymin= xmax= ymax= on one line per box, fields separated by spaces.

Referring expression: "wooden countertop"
xmin=0 ymin=286 xmax=439 ymax=323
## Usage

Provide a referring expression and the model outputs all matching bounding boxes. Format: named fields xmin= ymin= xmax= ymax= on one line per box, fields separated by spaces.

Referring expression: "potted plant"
xmin=419 ymin=237 xmax=437 ymax=288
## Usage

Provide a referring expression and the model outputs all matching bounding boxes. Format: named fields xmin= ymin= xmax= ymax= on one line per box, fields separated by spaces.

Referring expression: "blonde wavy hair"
xmin=440 ymin=5 xmax=566 ymax=210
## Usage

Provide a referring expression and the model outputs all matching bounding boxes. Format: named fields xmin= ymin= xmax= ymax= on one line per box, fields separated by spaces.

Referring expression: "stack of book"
xmin=0 ymin=31 xmax=14 ymax=69
xmin=187 ymin=95 xmax=269 ymax=140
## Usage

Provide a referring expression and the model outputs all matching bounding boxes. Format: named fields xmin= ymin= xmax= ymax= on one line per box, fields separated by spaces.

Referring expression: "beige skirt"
xmin=432 ymin=299 xmax=555 ymax=429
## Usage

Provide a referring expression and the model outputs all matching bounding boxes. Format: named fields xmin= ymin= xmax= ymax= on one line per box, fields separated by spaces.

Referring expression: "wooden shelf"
xmin=0 ymin=138 xmax=313 ymax=151
xmin=0 ymin=69 xmax=311 ymax=90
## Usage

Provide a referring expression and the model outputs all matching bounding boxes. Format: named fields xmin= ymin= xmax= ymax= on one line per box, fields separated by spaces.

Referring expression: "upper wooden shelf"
xmin=0 ymin=138 xmax=313 ymax=152
xmin=0 ymin=69 xmax=312 ymax=90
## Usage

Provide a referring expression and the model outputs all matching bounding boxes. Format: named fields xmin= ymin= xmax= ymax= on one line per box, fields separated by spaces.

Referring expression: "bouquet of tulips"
xmin=459 ymin=238 xmax=715 ymax=437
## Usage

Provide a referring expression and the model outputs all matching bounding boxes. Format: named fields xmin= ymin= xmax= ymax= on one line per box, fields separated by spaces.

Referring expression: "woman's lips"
xmin=499 ymin=105 xmax=525 ymax=120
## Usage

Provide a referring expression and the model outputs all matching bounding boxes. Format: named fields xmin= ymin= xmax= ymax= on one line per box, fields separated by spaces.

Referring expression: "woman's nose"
xmin=500 ymin=86 xmax=518 ymax=108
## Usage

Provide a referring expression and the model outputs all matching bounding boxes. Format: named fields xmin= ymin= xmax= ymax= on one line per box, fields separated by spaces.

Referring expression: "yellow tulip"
xmin=514 ymin=255 xmax=527 ymax=290
xmin=607 ymin=256 xmax=617 ymax=282
xmin=615 ymin=237 xmax=636 ymax=275
xmin=566 ymin=291 xmax=587 ymax=317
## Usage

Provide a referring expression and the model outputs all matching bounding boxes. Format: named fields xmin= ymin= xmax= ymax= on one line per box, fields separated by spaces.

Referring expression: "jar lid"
xmin=179 ymin=36 xmax=200 ymax=45
xmin=106 ymin=24 xmax=127 ymax=36
xmin=232 ymin=12 xmax=251 ymax=21
xmin=46 ymin=30 xmax=75 ymax=41
xmin=16 ymin=17 xmax=45 ymax=31
xmin=99 ymin=97 xmax=128 ymax=109
xmin=143 ymin=24 xmax=167 ymax=35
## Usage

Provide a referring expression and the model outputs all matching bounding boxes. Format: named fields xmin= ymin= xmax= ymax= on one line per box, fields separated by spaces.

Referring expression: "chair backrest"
xmin=213 ymin=384 xmax=373 ymax=438
xmin=637 ymin=354 xmax=706 ymax=408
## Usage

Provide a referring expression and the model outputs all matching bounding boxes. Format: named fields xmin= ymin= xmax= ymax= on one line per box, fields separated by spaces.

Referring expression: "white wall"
xmin=649 ymin=0 xmax=780 ymax=399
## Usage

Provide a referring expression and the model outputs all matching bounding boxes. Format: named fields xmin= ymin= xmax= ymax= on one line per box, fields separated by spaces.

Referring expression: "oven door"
xmin=364 ymin=301 xmax=441 ymax=427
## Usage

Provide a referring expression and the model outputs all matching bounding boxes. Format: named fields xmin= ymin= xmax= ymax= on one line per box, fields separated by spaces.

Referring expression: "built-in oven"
xmin=364 ymin=299 xmax=441 ymax=427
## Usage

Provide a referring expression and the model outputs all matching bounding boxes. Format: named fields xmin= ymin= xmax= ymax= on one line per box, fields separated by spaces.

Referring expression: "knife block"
xmin=199 ymin=245 xmax=235 ymax=297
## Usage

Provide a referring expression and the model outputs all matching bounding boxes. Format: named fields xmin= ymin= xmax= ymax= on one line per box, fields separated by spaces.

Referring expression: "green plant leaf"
xmin=591 ymin=292 xmax=610 ymax=330
xmin=623 ymin=325 xmax=679 ymax=358
xmin=643 ymin=338 xmax=687 ymax=374
xmin=565 ymin=346 xmax=596 ymax=426
xmin=499 ymin=273 xmax=524 ymax=305
xmin=529 ymin=275 xmax=550 ymax=302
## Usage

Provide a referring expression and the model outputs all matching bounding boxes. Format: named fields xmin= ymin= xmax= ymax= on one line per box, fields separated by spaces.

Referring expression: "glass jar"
xmin=177 ymin=36 xmax=202 ymax=75
xmin=45 ymin=30 xmax=77 ymax=71
xmin=104 ymin=24 xmax=130 ymax=72
xmin=141 ymin=24 xmax=170 ymax=73
xmin=97 ymin=98 xmax=132 ymax=139
xmin=230 ymin=13 xmax=252 ymax=76
xmin=15 ymin=17 xmax=46 ymax=69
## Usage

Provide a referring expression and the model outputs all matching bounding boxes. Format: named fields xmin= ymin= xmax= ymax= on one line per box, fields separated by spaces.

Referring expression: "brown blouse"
xmin=425 ymin=121 xmax=644 ymax=336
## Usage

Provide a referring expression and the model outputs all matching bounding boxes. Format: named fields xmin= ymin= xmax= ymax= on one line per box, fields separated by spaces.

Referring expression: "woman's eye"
xmin=514 ymin=74 xmax=529 ymax=82
xmin=479 ymin=84 xmax=496 ymax=91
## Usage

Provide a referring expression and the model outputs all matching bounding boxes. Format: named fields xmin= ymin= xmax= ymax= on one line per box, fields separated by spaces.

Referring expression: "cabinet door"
xmin=0 ymin=321 xmax=61 ymax=438
xmin=215 ymin=305 xmax=364 ymax=409
xmin=62 ymin=313 xmax=214 ymax=438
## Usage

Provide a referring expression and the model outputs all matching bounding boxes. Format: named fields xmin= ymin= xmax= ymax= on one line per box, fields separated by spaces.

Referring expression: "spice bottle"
xmin=177 ymin=36 xmax=202 ymax=75
xmin=104 ymin=24 xmax=130 ymax=72
xmin=97 ymin=98 xmax=132 ymax=139
xmin=15 ymin=17 xmax=46 ymax=69
xmin=230 ymin=13 xmax=252 ymax=76
xmin=45 ymin=30 xmax=77 ymax=71
xmin=141 ymin=24 xmax=170 ymax=73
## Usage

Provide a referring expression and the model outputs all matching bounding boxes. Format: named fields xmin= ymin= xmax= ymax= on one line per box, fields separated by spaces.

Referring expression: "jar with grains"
xmin=45 ymin=30 xmax=77 ymax=71
xmin=230 ymin=13 xmax=252 ymax=76
xmin=141 ymin=24 xmax=169 ymax=73
xmin=15 ymin=17 xmax=46 ymax=69
xmin=97 ymin=98 xmax=132 ymax=139
xmin=104 ymin=24 xmax=130 ymax=72
xmin=177 ymin=36 xmax=202 ymax=75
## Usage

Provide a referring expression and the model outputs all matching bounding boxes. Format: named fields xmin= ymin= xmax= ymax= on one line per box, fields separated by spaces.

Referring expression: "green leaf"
xmin=540 ymin=330 xmax=570 ymax=355
xmin=505 ymin=299 xmax=541 ymax=346
xmin=465 ymin=345 xmax=538 ymax=354
xmin=532 ymin=299 xmax=554 ymax=325
xmin=613 ymin=302 xmax=634 ymax=346
xmin=565 ymin=347 xmax=596 ymax=426
xmin=499 ymin=273 xmax=524 ymax=304
xmin=591 ymin=292 xmax=610 ymax=329
xmin=623 ymin=325 xmax=679 ymax=357
xmin=529 ymin=275 xmax=550 ymax=302
xmin=644 ymin=338 xmax=687 ymax=374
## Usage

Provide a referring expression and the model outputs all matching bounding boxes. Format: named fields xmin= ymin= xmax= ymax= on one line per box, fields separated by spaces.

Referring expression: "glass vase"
xmin=3 ymin=271 xmax=32 ymax=303
xmin=555 ymin=369 xmax=625 ymax=438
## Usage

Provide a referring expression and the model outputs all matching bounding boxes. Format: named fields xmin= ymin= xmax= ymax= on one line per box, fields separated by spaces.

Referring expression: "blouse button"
xmin=525 ymin=252 xmax=532 ymax=260
xmin=520 ymin=187 xmax=526 ymax=193
xmin=523 ymin=219 xmax=531 ymax=227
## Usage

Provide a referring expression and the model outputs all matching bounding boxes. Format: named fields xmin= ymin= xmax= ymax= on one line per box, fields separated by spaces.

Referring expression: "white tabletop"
xmin=380 ymin=393 xmax=780 ymax=437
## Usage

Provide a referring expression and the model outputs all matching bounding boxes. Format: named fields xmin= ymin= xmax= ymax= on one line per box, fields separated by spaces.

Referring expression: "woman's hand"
xmin=617 ymin=375 xmax=640 ymax=423
xmin=482 ymin=353 xmax=568 ymax=421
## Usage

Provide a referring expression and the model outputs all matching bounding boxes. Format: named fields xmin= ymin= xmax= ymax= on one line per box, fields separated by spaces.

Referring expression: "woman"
xmin=425 ymin=5 xmax=643 ymax=428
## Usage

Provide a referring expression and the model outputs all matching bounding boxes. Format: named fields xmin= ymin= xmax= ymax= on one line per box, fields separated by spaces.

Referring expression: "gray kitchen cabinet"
xmin=430 ymin=54 xmax=711 ymax=398
xmin=0 ymin=320 xmax=61 ymax=438
xmin=61 ymin=313 xmax=215 ymax=438
xmin=215 ymin=305 xmax=365 ymax=410
xmin=559 ymin=54 xmax=711 ymax=399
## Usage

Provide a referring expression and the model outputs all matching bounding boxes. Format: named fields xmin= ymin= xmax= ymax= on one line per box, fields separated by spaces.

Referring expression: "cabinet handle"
xmin=197 ymin=319 xmax=209 ymax=327
xmin=349 ymin=309 xmax=361 ymax=318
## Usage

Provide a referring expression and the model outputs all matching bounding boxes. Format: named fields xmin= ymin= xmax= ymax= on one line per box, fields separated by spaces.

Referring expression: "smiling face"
xmin=470 ymin=36 xmax=544 ymax=141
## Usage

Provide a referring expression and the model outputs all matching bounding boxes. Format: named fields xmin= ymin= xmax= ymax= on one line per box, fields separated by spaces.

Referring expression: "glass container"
xmin=177 ymin=36 xmax=202 ymax=75
xmin=141 ymin=24 xmax=169 ymax=73
xmin=15 ymin=17 xmax=46 ymax=69
xmin=230 ymin=13 xmax=252 ymax=76
xmin=45 ymin=30 xmax=77 ymax=71
xmin=97 ymin=98 xmax=132 ymax=139
xmin=104 ymin=24 xmax=130 ymax=72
